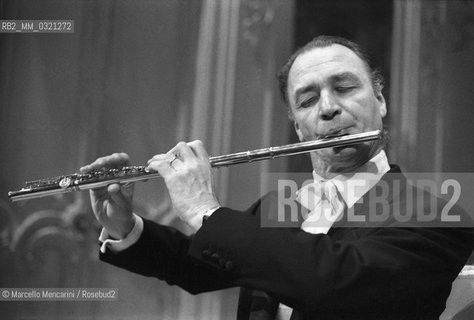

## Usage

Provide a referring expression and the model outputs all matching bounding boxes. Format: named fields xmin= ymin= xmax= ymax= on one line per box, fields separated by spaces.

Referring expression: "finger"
xmin=107 ymin=184 xmax=132 ymax=211
xmin=166 ymin=156 xmax=184 ymax=170
xmin=146 ymin=153 xmax=169 ymax=166
xmin=108 ymin=183 xmax=121 ymax=194
xmin=169 ymin=141 xmax=195 ymax=161
xmin=147 ymin=153 xmax=184 ymax=170
xmin=80 ymin=153 xmax=130 ymax=173
xmin=187 ymin=140 xmax=209 ymax=160
xmin=147 ymin=157 xmax=176 ymax=178
xmin=89 ymin=186 xmax=108 ymax=200
xmin=121 ymin=182 xmax=134 ymax=196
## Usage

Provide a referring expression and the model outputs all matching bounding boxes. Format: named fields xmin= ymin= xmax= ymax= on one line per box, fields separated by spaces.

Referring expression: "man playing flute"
xmin=80 ymin=35 xmax=474 ymax=320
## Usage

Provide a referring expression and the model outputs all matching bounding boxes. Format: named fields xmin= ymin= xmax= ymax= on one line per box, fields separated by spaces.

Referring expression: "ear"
xmin=376 ymin=92 xmax=387 ymax=118
xmin=293 ymin=121 xmax=305 ymax=141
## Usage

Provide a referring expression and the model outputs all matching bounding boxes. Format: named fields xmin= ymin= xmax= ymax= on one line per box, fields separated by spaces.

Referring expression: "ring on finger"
xmin=169 ymin=155 xmax=178 ymax=168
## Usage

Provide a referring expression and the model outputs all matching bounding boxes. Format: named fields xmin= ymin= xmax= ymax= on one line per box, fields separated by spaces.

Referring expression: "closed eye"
xmin=334 ymin=86 xmax=356 ymax=93
xmin=297 ymin=95 xmax=319 ymax=108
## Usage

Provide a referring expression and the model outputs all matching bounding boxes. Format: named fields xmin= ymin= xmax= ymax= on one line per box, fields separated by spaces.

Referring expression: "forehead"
xmin=288 ymin=44 xmax=369 ymax=90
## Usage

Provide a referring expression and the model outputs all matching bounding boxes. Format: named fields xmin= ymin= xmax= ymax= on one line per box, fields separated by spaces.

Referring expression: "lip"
xmin=318 ymin=127 xmax=352 ymax=139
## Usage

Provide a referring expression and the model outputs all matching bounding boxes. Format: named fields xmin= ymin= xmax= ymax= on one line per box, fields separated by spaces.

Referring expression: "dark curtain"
xmin=0 ymin=1 xmax=232 ymax=319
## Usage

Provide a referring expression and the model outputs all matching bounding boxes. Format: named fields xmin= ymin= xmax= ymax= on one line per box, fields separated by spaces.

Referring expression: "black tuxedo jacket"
xmin=101 ymin=166 xmax=474 ymax=319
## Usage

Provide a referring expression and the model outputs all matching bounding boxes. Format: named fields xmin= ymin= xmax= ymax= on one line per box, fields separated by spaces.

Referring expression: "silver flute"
xmin=7 ymin=130 xmax=380 ymax=202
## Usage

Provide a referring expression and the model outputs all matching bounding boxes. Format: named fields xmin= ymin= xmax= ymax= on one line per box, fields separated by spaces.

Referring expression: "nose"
xmin=319 ymin=91 xmax=341 ymax=121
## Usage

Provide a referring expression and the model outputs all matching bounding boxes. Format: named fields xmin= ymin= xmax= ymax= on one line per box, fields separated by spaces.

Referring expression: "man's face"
xmin=287 ymin=44 xmax=387 ymax=172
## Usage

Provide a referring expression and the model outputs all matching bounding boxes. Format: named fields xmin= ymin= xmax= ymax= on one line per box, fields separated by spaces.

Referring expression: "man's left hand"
xmin=146 ymin=140 xmax=220 ymax=230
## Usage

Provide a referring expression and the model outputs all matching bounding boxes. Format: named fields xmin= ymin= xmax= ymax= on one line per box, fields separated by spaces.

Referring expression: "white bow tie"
xmin=296 ymin=179 xmax=346 ymax=234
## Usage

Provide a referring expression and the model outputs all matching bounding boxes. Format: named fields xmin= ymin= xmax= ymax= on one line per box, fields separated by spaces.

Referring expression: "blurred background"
xmin=0 ymin=0 xmax=473 ymax=319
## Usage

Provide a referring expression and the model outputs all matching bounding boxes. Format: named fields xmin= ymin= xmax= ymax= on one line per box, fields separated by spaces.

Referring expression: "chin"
xmin=327 ymin=142 xmax=376 ymax=173
xmin=333 ymin=146 xmax=358 ymax=158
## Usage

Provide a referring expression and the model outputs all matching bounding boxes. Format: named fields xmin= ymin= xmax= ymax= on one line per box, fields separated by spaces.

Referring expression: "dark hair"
xmin=277 ymin=35 xmax=384 ymax=118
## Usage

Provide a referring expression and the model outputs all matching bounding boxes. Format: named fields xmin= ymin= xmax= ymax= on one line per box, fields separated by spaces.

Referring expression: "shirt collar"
xmin=311 ymin=150 xmax=390 ymax=208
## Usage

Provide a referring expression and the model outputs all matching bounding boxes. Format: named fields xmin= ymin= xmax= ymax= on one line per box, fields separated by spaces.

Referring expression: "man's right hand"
xmin=80 ymin=153 xmax=135 ymax=239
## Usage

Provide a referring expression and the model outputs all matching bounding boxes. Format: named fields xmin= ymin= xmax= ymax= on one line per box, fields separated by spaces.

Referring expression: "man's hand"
xmin=146 ymin=140 xmax=220 ymax=229
xmin=80 ymin=153 xmax=135 ymax=239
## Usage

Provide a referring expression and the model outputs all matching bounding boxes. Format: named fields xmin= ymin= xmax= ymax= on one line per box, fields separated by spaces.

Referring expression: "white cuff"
xmin=186 ymin=206 xmax=220 ymax=231
xmin=99 ymin=214 xmax=144 ymax=254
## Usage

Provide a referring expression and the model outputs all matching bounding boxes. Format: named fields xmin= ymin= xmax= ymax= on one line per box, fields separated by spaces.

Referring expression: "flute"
xmin=7 ymin=130 xmax=380 ymax=202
